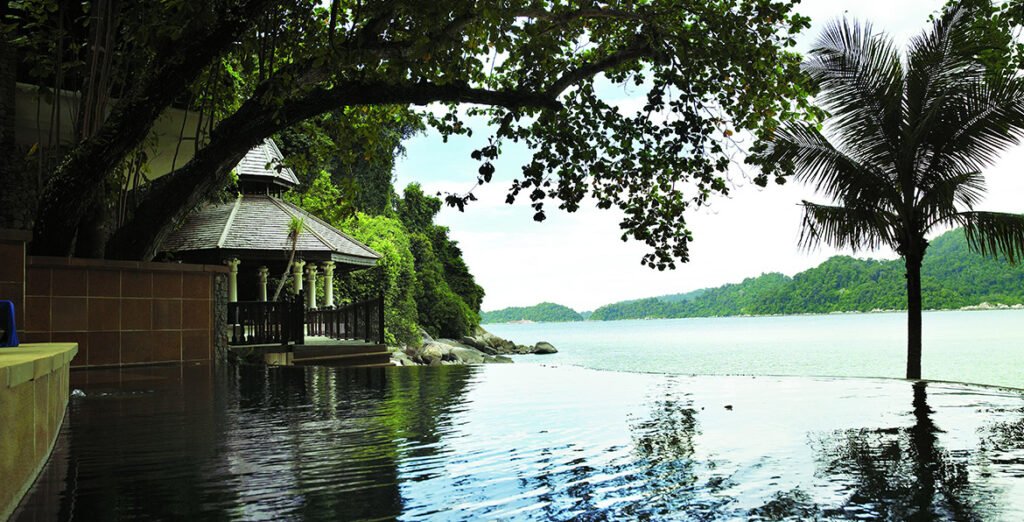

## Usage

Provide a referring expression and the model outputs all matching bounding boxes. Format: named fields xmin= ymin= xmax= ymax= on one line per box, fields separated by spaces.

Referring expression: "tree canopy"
xmin=6 ymin=0 xmax=816 ymax=268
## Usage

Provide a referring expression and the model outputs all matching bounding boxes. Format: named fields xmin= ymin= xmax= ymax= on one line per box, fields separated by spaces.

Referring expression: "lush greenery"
xmin=589 ymin=229 xmax=1024 ymax=320
xmin=289 ymin=168 xmax=484 ymax=345
xmin=482 ymin=303 xmax=584 ymax=324
xmin=7 ymin=0 xmax=817 ymax=267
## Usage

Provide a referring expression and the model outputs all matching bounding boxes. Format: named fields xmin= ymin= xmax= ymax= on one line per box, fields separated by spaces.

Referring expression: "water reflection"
xmin=14 ymin=365 xmax=1024 ymax=521
xmin=810 ymin=382 xmax=1000 ymax=520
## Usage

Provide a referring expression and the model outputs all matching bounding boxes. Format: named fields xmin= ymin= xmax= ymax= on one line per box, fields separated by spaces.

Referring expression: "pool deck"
xmin=0 ymin=343 xmax=77 ymax=521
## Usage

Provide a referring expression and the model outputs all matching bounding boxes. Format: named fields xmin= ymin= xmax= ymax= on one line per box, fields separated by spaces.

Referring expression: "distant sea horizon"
xmin=487 ymin=309 xmax=1024 ymax=389
xmin=483 ymin=302 xmax=1024 ymax=324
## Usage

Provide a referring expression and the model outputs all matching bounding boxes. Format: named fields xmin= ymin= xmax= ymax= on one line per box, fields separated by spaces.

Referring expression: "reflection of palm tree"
xmin=751 ymin=5 xmax=1024 ymax=379
xmin=812 ymin=382 xmax=987 ymax=520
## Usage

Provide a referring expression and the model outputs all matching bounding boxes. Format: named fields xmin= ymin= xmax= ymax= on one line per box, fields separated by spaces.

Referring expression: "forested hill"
xmin=590 ymin=229 xmax=1024 ymax=320
xmin=481 ymin=303 xmax=584 ymax=323
xmin=483 ymin=229 xmax=1024 ymax=323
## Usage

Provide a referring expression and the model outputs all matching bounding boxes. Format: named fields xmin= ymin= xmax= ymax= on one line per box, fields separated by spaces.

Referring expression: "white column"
xmin=257 ymin=266 xmax=269 ymax=301
xmin=322 ymin=261 xmax=335 ymax=308
xmin=227 ymin=258 xmax=241 ymax=302
xmin=306 ymin=265 xmax=318 ymax=309
xmin=292 ymin=259 xmax=306 ymax=295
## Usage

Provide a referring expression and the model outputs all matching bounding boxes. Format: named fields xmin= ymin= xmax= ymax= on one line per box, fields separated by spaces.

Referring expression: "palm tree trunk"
xmin=271 ymin=245 xmax=296 ymax=302
xmin=905 ymin=251 xmax=923 ymax=380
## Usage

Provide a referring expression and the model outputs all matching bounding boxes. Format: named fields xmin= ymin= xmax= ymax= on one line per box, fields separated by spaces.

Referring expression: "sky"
xmin=394 ymin=0 xmax=1024 ymax=313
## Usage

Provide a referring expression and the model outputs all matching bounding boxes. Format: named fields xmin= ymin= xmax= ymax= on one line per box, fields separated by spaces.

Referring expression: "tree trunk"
xmin=31 ymin=0 xmax=274 ymax=256
xmin=905 ymin=250 xmax=923 ymax=380
xmin=104 ymin=133 xmax=259 ymax=260
xmin=0 ymin=0 xmax=19 ymax=228
xmin=108 ymin=79 xmax=561 ymax=260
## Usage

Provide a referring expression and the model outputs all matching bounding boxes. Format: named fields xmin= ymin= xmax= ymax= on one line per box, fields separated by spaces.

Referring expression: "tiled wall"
xmin=20 ymin=257 xmax=227 ymax=368
xmin=0 ymin=229 xmax=30 ymax=331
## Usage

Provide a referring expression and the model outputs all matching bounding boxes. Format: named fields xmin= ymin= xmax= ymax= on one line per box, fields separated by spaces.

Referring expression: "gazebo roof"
xmin=161 ymin=194 xmax=381 ymax=267
xmin=236 ymin=138 xmax=300 ymax=188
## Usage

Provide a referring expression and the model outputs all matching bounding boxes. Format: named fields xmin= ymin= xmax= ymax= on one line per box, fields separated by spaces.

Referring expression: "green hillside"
xmin=588 ymin=229 xmax=1024 ymax=320
xmin=481 ymin=302 xmax=583 ymax=324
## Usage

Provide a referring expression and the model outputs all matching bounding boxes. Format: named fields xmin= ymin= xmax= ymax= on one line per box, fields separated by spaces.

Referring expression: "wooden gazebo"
xmin=160 ymin=139 xmax=385 ymax=349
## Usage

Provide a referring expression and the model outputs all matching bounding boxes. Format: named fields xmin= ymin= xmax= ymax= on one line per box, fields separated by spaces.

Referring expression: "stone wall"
xmin=0 ymin=343 xmax=76 ymax=520
xmin=19 ymin=257 xmax=227 ymax=368
xmin=213 ymin=272 xmax=229 ymax=363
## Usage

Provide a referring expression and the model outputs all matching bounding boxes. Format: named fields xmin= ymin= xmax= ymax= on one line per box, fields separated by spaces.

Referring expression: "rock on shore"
xmin=394 ymin=326 xmax=557 ymax=366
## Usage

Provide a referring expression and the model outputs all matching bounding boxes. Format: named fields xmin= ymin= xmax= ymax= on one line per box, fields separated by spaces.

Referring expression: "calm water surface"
xmin=15 ymin=363 xmax=1024 ymax=521
xmin=488 ymin=310 xmax=1024 ymax=388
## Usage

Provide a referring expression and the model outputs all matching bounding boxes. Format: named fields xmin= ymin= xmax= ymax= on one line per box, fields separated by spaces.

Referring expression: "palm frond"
xmin=804 ymin=18 xmax=904 ymax=173
xmin=958 ymin=211 xmax=1024 ymax=264
xmin=917 ymin=170 xmax=987 ymax=230
xmin=924 ymin=74 xmax=1024 ymax=180
xmin=799 ymin=201 xmax=897 ymax=253
xmin=758 ymin=122 xmax=900 ymax=207
xmin=904 ymin=4 xmax=988 ymax=168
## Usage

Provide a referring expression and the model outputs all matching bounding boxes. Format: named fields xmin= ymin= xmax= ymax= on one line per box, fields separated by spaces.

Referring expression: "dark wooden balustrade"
xmin=306 ymin=296 xmax=385 ymax=345
xmin=228 ymin=291 xmax=305 ymax=346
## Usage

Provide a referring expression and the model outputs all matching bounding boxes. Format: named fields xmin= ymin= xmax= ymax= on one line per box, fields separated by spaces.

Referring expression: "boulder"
xmin=449 ymin=347 xmax=485 ymax=364
xmin=391 ymin=351 xmax=415 ymax=366
xmin=416 ymin=342 xmax=447 ymax=365
xmin=419 ymin=327 xmax=435 ymax=343
xmin=484 ymin=355 xmax=514 ymax=364
xmin=533 ymin=342 xmax=558 ymax=354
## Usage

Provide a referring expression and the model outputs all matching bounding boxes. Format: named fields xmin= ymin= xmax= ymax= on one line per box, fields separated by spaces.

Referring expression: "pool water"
xmin=14 ymin=363 xmax=1024 ymax=520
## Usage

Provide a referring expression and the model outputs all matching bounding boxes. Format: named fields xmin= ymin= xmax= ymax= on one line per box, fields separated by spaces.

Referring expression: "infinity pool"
xmin=14 ymin=363 xmax=1024 ymax=520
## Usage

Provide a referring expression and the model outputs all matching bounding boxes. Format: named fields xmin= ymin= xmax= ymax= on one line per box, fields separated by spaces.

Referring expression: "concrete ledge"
xmin=0 ymin=343 xmax=77 ymax=521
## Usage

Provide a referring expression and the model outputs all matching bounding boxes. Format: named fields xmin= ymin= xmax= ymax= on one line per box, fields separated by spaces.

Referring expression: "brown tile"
xmin=121 ymin=298 xmax=152 ymax=330
xmin=88 ymin=270 xmax=120 ymax=297
xmin=0 ymin=281 xmax=23 ymax=309
xmin=122 ymin=271 xmax=152 ymax=298
xmin=0 ymin=242 xmax=25 ymax=282
xmin=153 ymin=299 xmax=182 ymax=330
xmin=87 ymin=331 xmax=120 ymax=366
xmin=119 ymin=331 xmax=150 ymax=364
xmin=182 ymin=273 xmax=211 ymax=299
xmin=88 ymin=297 xmax=121 ymax=330
xmin=19 ymin=331 xmax=50 ymax=343
xmin=153 ymin=272 xmax=182 ymax=298
xmin=51 ymin=268 xmax=88 ymax=296
xmin=51 ymin=297 xmax=88 ymax=331
xmin=182 ymin=330 xmax=211 ymax=361
xmin=153 ymin=330 xmax=182 ymax=362
xmin=122 ymin=331 xmax=180 ymax=363
xmin=181 ymin=299 xmax=211 ymax=330
xmin=24 ymin=296 xmax=50 ymax=332
xmin=25 ymin=267 xmax=50 ymax=296
xmin=52 ymin=331 xmax=88 ymax=367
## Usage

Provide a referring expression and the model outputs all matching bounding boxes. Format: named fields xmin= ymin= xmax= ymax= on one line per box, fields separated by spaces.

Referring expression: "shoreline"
xmin=482 ymin=304 xmax=1024 ymax=325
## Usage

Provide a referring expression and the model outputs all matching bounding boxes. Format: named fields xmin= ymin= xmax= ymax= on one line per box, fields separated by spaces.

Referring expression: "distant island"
xmin=481 ymin=229 xmax=1024 ymax=324
xmin=481 ymin=302 xmax=586 ymax=323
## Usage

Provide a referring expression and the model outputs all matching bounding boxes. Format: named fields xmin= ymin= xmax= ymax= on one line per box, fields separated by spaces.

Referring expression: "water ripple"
xmin=15 ymin=363 xmax=1024 ymax=521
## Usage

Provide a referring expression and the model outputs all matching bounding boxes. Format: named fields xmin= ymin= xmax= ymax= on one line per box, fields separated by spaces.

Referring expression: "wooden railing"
xmin=306 ymin=296 xmax=385 ymax=344
xmin=228 ymin=291 xmax=305 ymax=346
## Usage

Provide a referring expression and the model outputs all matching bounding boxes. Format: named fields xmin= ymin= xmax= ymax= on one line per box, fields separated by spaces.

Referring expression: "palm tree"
xmin=271 ymin=216 xmax=306 ymax=302
xmin=751 ymin=6 xmax=1024 ymax=379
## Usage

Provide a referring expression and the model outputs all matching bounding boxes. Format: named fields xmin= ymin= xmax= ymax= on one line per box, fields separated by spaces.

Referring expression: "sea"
xmin=487 ymin=309 xmax=1024 ymax=389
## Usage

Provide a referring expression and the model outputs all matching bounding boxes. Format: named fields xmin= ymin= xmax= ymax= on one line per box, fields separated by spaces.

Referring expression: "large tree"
xmin=14 ymin=0 xmax=815 ymax=265
xmin=749 ymin=5 xmax=1024 ymax=379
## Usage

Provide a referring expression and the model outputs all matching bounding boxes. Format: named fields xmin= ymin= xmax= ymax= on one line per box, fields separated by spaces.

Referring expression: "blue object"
xmin=0 ymin=300 xmax=18 ymax=347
